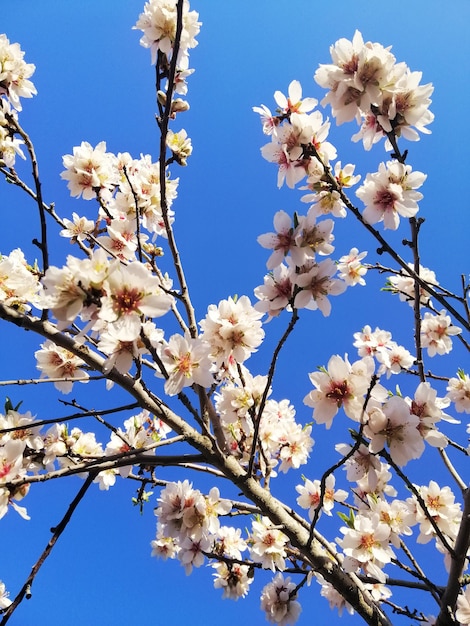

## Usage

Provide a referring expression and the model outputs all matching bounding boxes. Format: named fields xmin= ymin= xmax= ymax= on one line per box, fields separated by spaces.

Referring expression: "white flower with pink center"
xmin=99 ymin=261 xmax=173 ymax=341
xmin=261 ymin=573 xmax=302 ymax=626
xmin=159 ymin=333 xmax=214 ymax=396
xmin=296 ymin=474 xmax=347 ymax=520
xmin=199 ymin=295 xmax=264 ymax=371
xmin=357 ymin=161 xmax=425 ymax=230
xmin=35 ymin=340 xmax=89 ymax=394
xmin=250 ymin=516 xmax=288 ymax=572
xmin=420 ymin=310 xmax=462 ymax=357
xmin=293 ymin=258 xmax=346 ymax=315
xmin=304 ymin=354 xmax=377 ymax=428
xmin=446 ymin=371 xmax=470 ymax=414
xmin=365 ymin=395 xmax=424 ymax=466
xmin=340 ymin=512 xmax=394 ymax=567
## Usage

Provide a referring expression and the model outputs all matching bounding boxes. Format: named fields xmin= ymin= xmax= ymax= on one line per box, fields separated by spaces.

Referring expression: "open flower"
xmin=159 ymin=334 xmax=214 ymax=395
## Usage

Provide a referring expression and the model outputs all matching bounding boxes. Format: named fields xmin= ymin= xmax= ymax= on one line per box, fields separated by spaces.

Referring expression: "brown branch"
xmin=436 ymin=486 xmax=470 ymax=626
xmin=0 ymin=473 xmax=95 ymax=625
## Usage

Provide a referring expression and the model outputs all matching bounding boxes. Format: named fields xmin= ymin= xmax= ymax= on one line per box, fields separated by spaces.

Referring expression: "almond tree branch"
xmin=435 ymin=486 xmax=470 ymax=626
xmin=0 ymin=301 xmax=393 ymax=625
xmin=0 ymin=472 xmax=95 ymax=625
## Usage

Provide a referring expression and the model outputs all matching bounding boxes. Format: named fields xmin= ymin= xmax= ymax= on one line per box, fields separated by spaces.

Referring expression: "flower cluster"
xmin=260 ymin=573 xmax=301 ymax=626
xmin=0 ymin=34 xmax=36 ymax=111
xmin=199 ymin=296 xmax=264 ymax=372
xmin=134 ymin=0 xmax=200 ymax=69
xmin=60 ymin=144 xmax=179 ymax=242
xmin=0 ymin=403 xmax=174 ymax=520
xmin=307 ymin=351 xmax=454 ymax=465
xmin=314 ymin=30 xmax=433 ymax=148
xmin=303 ymin=354 xmax=385 ymax=428
xmin=214 ymin=368 xmax=313 ymax=476
xmin=353 ymin=325 xmax=414 ymax=378
xmin=0 ymin=248 xmax=41 ymax=312
xmin=387 ymin=263 xmax=439 ymax=307
xmin=152 ymin=480 xmax=237 ymax=577
xmin=420 ymin=310 xmax=462 ymax=357
xmin=296 ymin=474 xmax=348 ymax=520
xmin=255 ymin=209 xmax=348 ymax=318
xmin=356 ymin=160 xmax=426 ymax=230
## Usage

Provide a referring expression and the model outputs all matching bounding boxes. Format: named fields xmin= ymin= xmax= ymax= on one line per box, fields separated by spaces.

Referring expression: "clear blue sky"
xmin=1 ymin=1 xmax=469 ymax=625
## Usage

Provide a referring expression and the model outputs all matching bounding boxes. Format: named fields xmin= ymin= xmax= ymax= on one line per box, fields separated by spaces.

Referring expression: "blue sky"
xmin=1 ymin=1 xmax=469 ymax=625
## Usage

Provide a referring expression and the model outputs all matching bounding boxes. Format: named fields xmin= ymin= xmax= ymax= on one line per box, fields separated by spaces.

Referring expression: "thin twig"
xmin=0 ymin=473 xmax=95 ymax=625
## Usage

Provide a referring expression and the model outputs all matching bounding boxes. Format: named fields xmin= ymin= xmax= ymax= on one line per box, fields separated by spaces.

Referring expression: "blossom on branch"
xmin=134 ymin=0 xmax=201 ymax=67
xmin=356 ymin=161 xmax=426 ymax=230
xmin=199 ymin=295 xmax=264 ymax=372
xmin=0 ymin=34 xmax=36 ymax=110
xmin=260 ymin=573 xmax=301 ymax=626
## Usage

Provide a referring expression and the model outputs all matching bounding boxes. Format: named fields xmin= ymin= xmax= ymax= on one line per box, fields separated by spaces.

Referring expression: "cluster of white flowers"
xmin=60 ymin=144 xmax=179 ymax=240
xmin=214 ymin=369 xmax=313 ymax=476
xmin=334 ymin=458 xmax=465 ymax=584
xmin=152 ymin=480 xmax=238 ymax=577
xmin=134 ymin=0 xmax=200 ymax=70
xmin=314 ymin=30 xmax=433 ymax=148
xmin=0 ymin=248 xmax=41 ymax=312
xmin=387 ymin=263 xmax=439 ymax=307
xmin=0 ymin=404 xmax=174 ymax=520
xmin=255 ymin=208 xmax=352 ymax=318
xmin=353 ymin=325 xmax=414 ymax=378
xmin=356 ymin=160 xmax=426 ymax=230
xmin=199 ymin=296 xmax=265 ymax=372
xmin=306 ymin=351 xmax=455 ymax=465
xmin=0 ymin=35 xmax=36 ymax=166
xmin=296 ymin=474 xmax=348 ymax=520
xmin=420 ymin=310 xmax=462 ymax=357
xmin=0 ymin=34 xmax=36 ymax=111
xmin=260 ymin=573 xmax=301 ymax=626
xmin=303 ymin=354 xmax=386 ymax=429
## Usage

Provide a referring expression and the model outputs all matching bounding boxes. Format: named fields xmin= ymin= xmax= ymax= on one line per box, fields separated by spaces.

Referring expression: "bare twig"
xmin=0 ymin=473 xmax=95 ymax=625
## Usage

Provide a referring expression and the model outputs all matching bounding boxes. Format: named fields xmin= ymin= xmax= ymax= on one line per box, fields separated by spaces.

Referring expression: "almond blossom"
xmin=446 ymin=371 xmax=470 ymax=413
xmin=134 ymin=0 xmax=201 ymax=67
xmin=340 ymin=512 xmax=394 ymax=582
xmin=199 ymin=295 xmax=264 ymax=371
xmin=0 ymin=34 xmax=36 ymax=110
xmin=60 ymin=141 xmax=118 ymax=200
xmin=314 ymin=30 xmax=433 ymax=147
xmin=99 ymin=261 xmax=173 ymax=341
xmin=356 ymin=161 xmax=426 ymax=230
xmin=250 ymin=516 xmax=288 ymax=572
xmin=408 ymin=480 xmax=462 ymax=544
xmin=304 ymin=354 xmax=380 ymax=427
xmin=293 ymin=258 xmax=346 ymax=315
xmin=212 ymin=562 xmax=253 ymax=600
xmin=387 ymin=263 xmax=439 ymax=307
xmin=254 ymin=263 xmax=294 ymax=320
xmin=158 ymin=333 xmax=214 ymax=395
xmin=420 ymin=310 xmax=462 ymax=357
xmin=257 ymin=210 xmax=297 ymax=270
xmin=337 ymin=248 xmax=368 ymax=286
xmin=364 ymin=395 xmax=425 ymax=466
xmin=59 ymin=213 xmax=95 ymax=242
xmin=260 ymin=574 xmax=302 ymax=626
xmin=296 ymin=474 xmax=348 ymax=520
xmin=0 ymin=248 xmax=41 ymax=311
xmin=35 ymin=340 xmax=90 ymax=393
